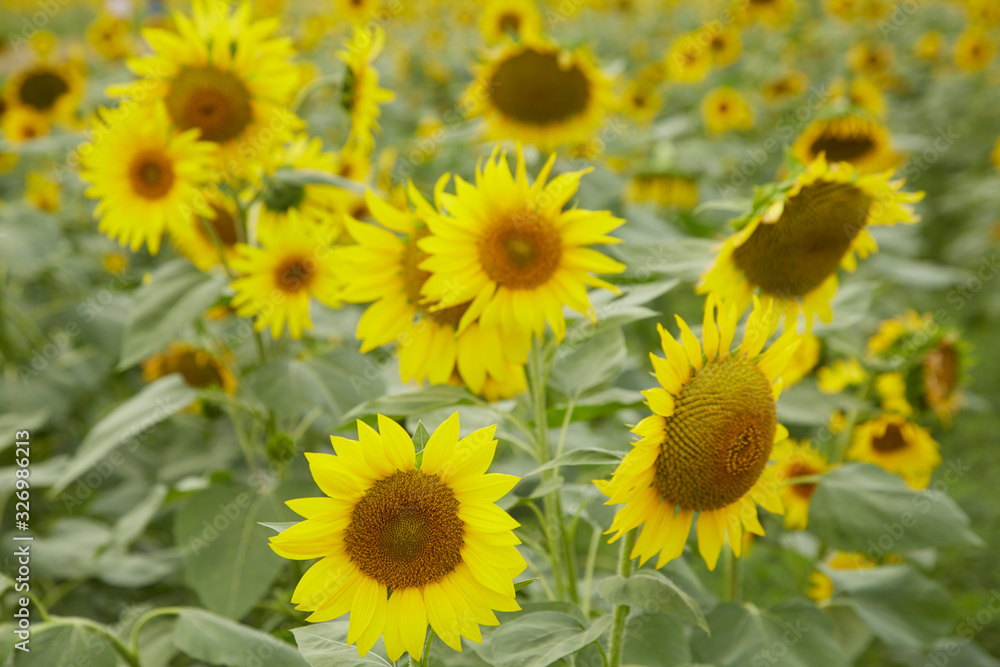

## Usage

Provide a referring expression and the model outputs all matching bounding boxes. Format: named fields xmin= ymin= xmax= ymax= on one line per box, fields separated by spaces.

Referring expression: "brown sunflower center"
xmin=165 ymin=66 xmax=253 ymax=143
xmin=498 ymin=12 xmax=522 ymax=33
xmin=653 ymin=354 xmax=777 ymax=511
xmin=344 ymin=469 xmax=464 ymax=590
xmin=173 ymin=350 xmax=226 ymax=388
xmin=275 ymin=255 xmax=315 ymax=293
xmin=19 ymin=70 xmax=69 ymax=111
xmin=129 ymin=151 xmax=175 ymax=199
xmin=872 ymin=422 xmax=907 ymax=452
xmin=488 ymin=48 xmax=591 ymax=125
xmin=809 ymin=133 xmax=876 ymax=163
xmin=478 ymin=209 xmax=562 ymax=289
xmin=785 ymin=460 xmax=819 ymax=499
xmin=923 ymin=342 xmax=957 ymax=400
xmin=198 ymin=204 xmax=240 ymax=246
xmin=401 ymin=229 xmax=469 ymax=327
xmin=732 ymin=180 xmax=872 ymax=298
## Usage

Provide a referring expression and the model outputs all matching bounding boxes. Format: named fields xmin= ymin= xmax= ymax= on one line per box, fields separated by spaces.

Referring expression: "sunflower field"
xmin=2 ymin=0 xmax=1000 ymax=665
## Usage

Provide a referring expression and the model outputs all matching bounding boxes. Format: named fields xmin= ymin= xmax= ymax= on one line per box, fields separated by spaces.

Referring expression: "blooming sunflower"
xmin=954 ymin=28 xmax=996 ymax=73
xmin=597 ymin=297 xmax=799 ymax=570
xmin=626 ymin=173 xmax=699 ymax=210
xmin=464 ymin=39 xmax=613 ymax=149
xmin=478 ymin=0 xmax=542 ymax=44
xmin=168 ymin=190 xmax=242 ymax=270
xmin=0 ymin=105 xmax=49 ymax=143
xmin=25 ymin=171 xmax=61 ymax=213
xmin=4 ymin=60 xmax=84 ymax=126
xmin=846 ymin=414 xmax=941 ymax=489
xmin=87 ymin=13 xmax=134 ymax=60
xmin=847 ymin=42 xmax=894 ymax=78
xmin=142 ymin=342 xmax=237 ymax=394
xmin=269 ymin=413 xmax=526 ymax=661
xmin=418 ymin=147 xmax=625 ymax=342
xmin=110 ymin=0 xmax=301 ymax=179
xmin=338 ymin=187 xmax=528 ymax=399
xmin=664 ymin=33 xmax=713 ymax=84
xmin=736 ymin=0 xmax=797 ymax=27
xmin=817 ymin=357 xmax=867 ymax=394
xmin=697 ymin=155 xmax=923 ymax=329
xmin=914 ymin=31 xmax=944 ymax=61
xmin=334 ymin=0 xmax=382 ymax=24
xmin=793 ymin=115 xmax=897 ymax=175
xmin=79 ymin=103 xmax=217 ymax=256
xmin=702 ymin=87 xmax=755 ymax=134
xmin=621 ymin=80 xmax=662 ymax=126
xmin=338 ymin=27 xmax=395 ymax=155
xmin=229 ymin=213 xmax=341 ymax=339
xmin=761 ymin=70 xmax=808 ymax=102
xmin=708 ymin=24 xmax=742 ymax=67
xmin=771 ymin=438 xmax=829 ymax=530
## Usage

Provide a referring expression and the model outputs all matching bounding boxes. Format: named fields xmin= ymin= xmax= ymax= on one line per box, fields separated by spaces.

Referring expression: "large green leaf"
xmin=0 ymin=409 xmax=48 ymax=454
xmin=623 ymin=611 xmax=692 ymax=667
xmin=118 ymin=258 xmax=227 ymax=369
xmin=691 ymin=602 xmax=847 ymax=667
xmin=13 ymin=623 xmax=115 ymax=667
xmin=48 ymin=375 xmax=197 ymax=496
xmin=291 ymin=621 xmax=393 ymax=667
xmin=549 ymin=328 xmax=627 ymax=399
xmin=339 ymin=385 xmax=478 ymax=425
xmin=611 ymin=237 xmax=717 ymax=281
xmin=525 ymin=447 xmax=623 ymax=478
xmin=547 ymin=387 xmax=643 ymax=426
xmin=597 ymin=571 xmax=708 ymax=631
xmin=173 ymin=608 xmax=309 ymax=667
xmin=808 ymin=463 xmax=982 ymax=553
xmin=491 ymin=611 xmax=612 ymax=667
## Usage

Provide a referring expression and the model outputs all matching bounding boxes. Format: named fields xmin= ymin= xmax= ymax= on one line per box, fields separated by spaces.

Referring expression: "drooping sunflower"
xmin=79 ymin=103 xmax=217 ymax=256
xmin=4 ymin=60 xmax=84 ymax=126
xmin=921 ymin=337 xmax=965 ymax=424
xmin=464 ymin=39 xmax=613 ymax=149
xmin=269 ymin=413 xmax=526 ymax=662
xmin=793 ymin=115 xmax=897 ymax=174
xmin=771 ymin=438 xmax=829 ymax=530
xmin=338 ymin=27 xmax=395 ymax=155
xmin=701 ymin=87 xmax=755 ymax=134
xmin=168 ymin=190 xmax=242 ymax=270
xmin=954 ymin=28 xmax=996 ymax=73
xmin=597 ymin=297 xmax=799 ymax=570
xmin=664 ymin=33 xmax=713 ymax=84
xmin=697 ymin=155 xmax=923 ymax=329
xmin=142 ymin=342 xmax=237 ymax=395
xmin=418 ymin=147 xmax=625 ymax=342
xmin=338 ymin=187 xmax=528 ymax=399
xmin=110 ymin=0 xmax=302 ymax=179
xmin=229 ymin=213 xmax=342 ymax=339
xmin=478 ymin=0 xmax=542 ymax=44
xmin=846 ymin=414 xmax=941 ymax=489
xmin=626 ymin=173 xmax=699 ymax=210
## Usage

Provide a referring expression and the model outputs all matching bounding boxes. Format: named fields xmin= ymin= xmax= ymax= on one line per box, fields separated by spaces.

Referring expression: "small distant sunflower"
xmin=479 ymin=0 xmax=542 ymax=44
xmin=839 ymin=76 xmax=887 ymax=118
xmin=817 ymin=358 xmax=867 ymax=394
xmin=621 ymin=80 xmax=663 ymax=126
xmin=338 ymin=187 xmax=528 ymax=399
xmin=230 ymin=214 xmax=341 ymax=339
xmin=626 ymin=173 xmax=699 ymax=210
xmin=847 ymin=414 xmax=941 ymax=489
xmin=665 ymin=33 xmax=713 ymax=84
xmin=334 ymin=0 xmax=382 ymax=24
xmin=701 ymin=87 xmax=754 ymax=134
xmin=142 ymin=342 xmax=237 ymax=394
xmin=269 ymin=413 xmax=526 ymax=662
xmin=25 ymin=171 xmax=60 ymax=213
xmin=1 ymin=105 xmax=50 ymax=142
xmin=922 ymin=337 xmax=965 ymax=424
xmin=847 ymin=42 xmax=894 ymax=78
xmin=338 ymin=27 xmax=395 ymax=154
xmin=914 ymin=32 xmax=944 ymax=61
xmin=708 ymin=24 xmax=742 ymax=67
xmin=772 ymin=438 xmax=829 ymax=530
xmin=418 ymin=147 xmax=625 ymax=342
xmin=698 ymin=155 xmax=923 ymax=329
xmin=4 ymin=60 xmax=84 ymax=125
xmin=736 ymin=0 xmax=797 ymax=27
xmin=779 ymin=332 xmax=820 ymax=387
xmin=111 ymin=0 xmax=302 ymax=178
xmin=793 ymin=115 xmax=897 ymax=174
xmin=954 ymin=28 xmax=996 ymax=73
xmin=597 ymin=297 xmax=800 ymax=571
xmin=79 ymin=103 xmax=217 ymax=256
xmin=87 ymin=13 xmax=134 ymax=60
xmin=465 ymin=39 xmax=613 ymax=149
xmin=807 ymin=551 xmax=876 ymax=602
xmin=761 ymin=70 xmax=808 ymax=102
xmin=168 ymin=191 xmax=242 ymax=270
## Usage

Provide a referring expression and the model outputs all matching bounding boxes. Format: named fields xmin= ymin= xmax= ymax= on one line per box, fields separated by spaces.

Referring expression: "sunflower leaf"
xmin=491 ymin=611 xmax=612 ymax=667
xmin=524 ymin=448 xmax=622 ymax=478
xmin=597 ymin=571 xmax=708 ymax=632
xmin=174 ymin=608 xmax=309 ymax=667
xmin=291 ymin=621 xmax=393 ymax=667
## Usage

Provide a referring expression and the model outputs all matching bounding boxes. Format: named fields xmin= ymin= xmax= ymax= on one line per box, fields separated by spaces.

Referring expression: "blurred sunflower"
xmin=465 ymin=40 xmax=612 ymax=149
xmin=837 ymin=76 xmax=887 ymax=118
xmin=954 ymin=28 xmax=996 ymax=73
xmin=701 ymin=87 xmax=755 ymax=134
xmin=478 ymin=0 xmax=542 ymax=44
xmin=874 ymin=371 xmax=912 ymax=416
xmin=142 ymin=342 xmax=237 ymax=394
xmin=698 ymin=155 xmax=923 ymax=329
xmin=597 ymin=297 xmax=799 ymax=570
xmin=338 ymin=187 xmax=528 ymax=399
xmin=269 ymin=413 xmax=525 ymax=662
xmin=665 ymin=33 xmax=712 ymax=84
xmin=847 ymin=42 xmax=894 ymax=78
xmin=922 ymin=337 xmax=966 ymax=424
xmin=111 ymin=0 xmax=301 ymax=178
xmin=626 ymin=172 xmax=698 ymax=210
xmin=779 ymin=332 xmax=820 ymax=386
xmin=817 ymin=357 xmax=867 ymax=393
xmin=792 ymin=115 xmax=897 ymax=174
xmin=807 ymin=551 xmax=876 ymax=602
xmin=87 ymin=13 xmax=134 ymax=60
xmin=4 ymin=60 xmax=83 ymax=125
xmin=736 ymin=0 xmax=796 ymax=27
xmin=847 ymin=414 xmax=941 ymax=489
xmin=418 ymin=147 xmax=625 ymax=342
xmin=229 ymin=214 xmax=341 ymax=339
xmin=772 ymin=438 xmax=829 ymax=530
xmin=25 ymin=171 xmax=60 ymax=213
xmin=334 ymin=0 xmax=382 ymax=24
xmin=79 ymin=103 xmax=217 ymax=256
xmin=338 ymin=27 xmax=395 ymax=155
xmin=914 ymin=31 xmax=944 ymax=61
xmin=708 ymin=24 xmax=742 ymax=67
xmin=761 ymin=70 xmax=808 ymax=102
xmin=621 ymin=80 xmax=662 ymax=125
xmin=169 ymin=191 xmax=242 ymax=270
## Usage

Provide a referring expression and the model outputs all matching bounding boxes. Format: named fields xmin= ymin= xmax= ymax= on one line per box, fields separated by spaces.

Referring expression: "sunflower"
xmin=142 ymin=342 xmax=237 ymax=395
xmin=708 ymin=24 xmax=742 ymax=67
xmin=954 ymin=28 xmax=996 ymax=73
xmin=664 ymin=33 xmax=713 ymax=84
xmin=4 ymin=60 xmax=84 ymax=126
xmin=792 ymin=116 xmax=897 ymax=175
xmin=338 ymin=27 xmax=395 ymax=155
xmin=817 ymin=357 xmax=867 ymax=394
xmin=846 ymin=414 xmax=941 ymax=489
xmin=921 ymin=337 xmax=965 ymax=424
xmin=334 ymin=0 xmax=382 ymax=24
xmin=168 ymin=190 xmax=242 ymax=270
xmin=914 ymin=31 xmax=944 ymax=61
xmin=418 ymin=147 xmax=625 ymax=343
xmin=229 ymin=213 xmax=342 ymax=339
xmin=479 ymin=0 xmax=542 ymax=44
xmin=25 ymin=171 xmax=61 ymax=213
xmin=702 ymin=87 xmax=754 ymax=134
xmin=771 ymin=438 xmax=829 ymax=530
xmin=338 ymin=187 xmax=528 ymax=399
xmin=621 ymin=79 xmax=662 ymax=126
xmin=736 ymin=0 xmax=797 ymax=27
xmin=269 ymin=413 xmax=526 ymax=662
xmin=87 ymin=13 xmax=134 ymax=60
xmin=79 ymin=103 xmax=217 ymax=256
xmin=874 ymin=371 xmax=912 ymax=416
xmin=761 ymin=70 xmax=808 ymax=102
xmin=847 ymin=42 xmax=894 ymax=78
xmin=697 ymin=155 xmax=923 ymax=329
xmin=464 ymin=39 xmax=613 ymax=149
xmin=807 ymin=551 xmax=876 ymax=602
xmin=110 ymin=0 xmax=302 ymax=179
xmin=779 ymin=332 xmax=820 ymax=387
xmin=626 ymin=173 xmax=698 ymax=210
xmin=597 ymin=297 xmax=799 ymax=571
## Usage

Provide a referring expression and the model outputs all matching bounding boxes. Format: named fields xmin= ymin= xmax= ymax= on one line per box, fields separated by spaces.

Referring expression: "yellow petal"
xmin=696 ymin=510 xmax=726 ymax=571
xmin=675 ymin=315 xmax=704 ymax=371
xmin=421 ymin=412 xmax=460 ymax=475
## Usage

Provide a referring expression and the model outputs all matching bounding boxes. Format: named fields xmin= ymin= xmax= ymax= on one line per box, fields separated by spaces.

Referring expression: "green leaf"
xmin=13 ymin=623 xmax=115 ymax=667
xmin=691 ymin=602 xmax=847 ymax=667
xmin=412 ymin=421 xmax=431 ymax=449
xmin=339 ymin=385 xmax=477 ymax=425
xmin=623 ymin=611 xmax=692 ymax=667
xmin=808 ymin=463 xmax=982 ymax=553
xmin=118 ymin=259 xmax=227 ymax=370
xmin=273 ymin=167 xmax=367 ymax=193
xmin=597 ymin=572 xmax=708 ymax=632
xmin=48 ymin=375 xmax=197 ymax=496
xmin=174 ymin=482 xmax=304 ymax=620
xmin=0 ymin=409 xmax=49 ymax=454
xmin=611 ymin=237 xmax=716 ymax=281
xmin=525 ymin=447 xmax=622 ymax=478
xmin=826 ymin=565 xmax=953 ymax=649
xmin=823 ymin=604 xmax=874 ymax=663
xmin=549 ymin=328 xmax=627 ymax=398
xmin=259 ymin=521 xmax=298 ymax=533
xmin=547 ymin=387 xmax=643 ymax=426
xmin=173 ymin=608 xmax=309 ymax=667
xmin=491 ymin=612 xmax=612 ymax=667
xmin=513 ymin=578 xmax=538 ymax=592
xmin=111 ymin=484 xmax=168 ymax=547
xmin=291 ymin=622 xmax=392 ymax=667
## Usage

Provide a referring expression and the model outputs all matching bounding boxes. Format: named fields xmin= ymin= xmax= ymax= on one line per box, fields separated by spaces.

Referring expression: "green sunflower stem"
xmin=607 ymin=528 xmax=637 ymax=667
xmin=722 ymin=546 xmax=743 ymax=603
xmin=411 ymin=627 xmax=435 ymax=667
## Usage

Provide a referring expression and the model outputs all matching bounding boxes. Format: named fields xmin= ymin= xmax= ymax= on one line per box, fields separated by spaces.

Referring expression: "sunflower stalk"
xmin=607 ymin=528 xmax=637 ymax=667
